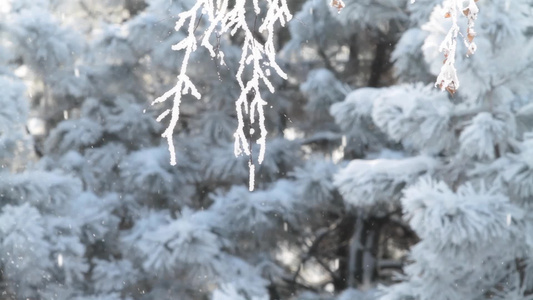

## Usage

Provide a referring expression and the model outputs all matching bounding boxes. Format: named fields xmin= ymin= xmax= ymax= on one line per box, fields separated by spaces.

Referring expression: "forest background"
xmin=1 ymin=0 xmax=533 ymax=300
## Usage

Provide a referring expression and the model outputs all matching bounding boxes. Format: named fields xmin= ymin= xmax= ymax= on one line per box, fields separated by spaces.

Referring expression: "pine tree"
xmin=373 ymin=1 xmax=533 ymax=299
xmin=1 ymin=0 xmax=533 ymax=300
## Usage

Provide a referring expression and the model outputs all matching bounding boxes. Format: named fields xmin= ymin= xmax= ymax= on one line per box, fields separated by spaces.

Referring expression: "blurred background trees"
xmin=1 ymin=0 xmax=533 ymax=299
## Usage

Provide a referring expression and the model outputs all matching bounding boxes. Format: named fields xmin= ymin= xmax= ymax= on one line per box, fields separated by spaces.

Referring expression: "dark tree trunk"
xmin=368 ymin=38 xmax=390 ymax=87
xmin=343 ymin=33 xmax=360 ymax=85
xmin=354 ymin=217 xmax=384 ymax=284
xmin=333 ymin=214 xmax=357 ymax=291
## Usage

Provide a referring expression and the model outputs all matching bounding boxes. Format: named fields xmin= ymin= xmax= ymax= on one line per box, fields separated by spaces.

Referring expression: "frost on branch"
xmin=433 ymin=0 xmax=479 ymax=95
xmin=153 ymin=0 xmax=291 ymax=191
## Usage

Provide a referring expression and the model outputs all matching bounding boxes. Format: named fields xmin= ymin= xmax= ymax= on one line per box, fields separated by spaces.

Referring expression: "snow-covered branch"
xmin=154 ymin=0 xmax=291 ymax=190
xmin=434 ymin=0 xmax=479 ymax=95
xmin=152 ymin=1 xmax=203 ymax=166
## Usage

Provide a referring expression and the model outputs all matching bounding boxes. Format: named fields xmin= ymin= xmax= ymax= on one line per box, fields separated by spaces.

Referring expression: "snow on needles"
xmin=334 ymin=155 xmax=439 ymax=211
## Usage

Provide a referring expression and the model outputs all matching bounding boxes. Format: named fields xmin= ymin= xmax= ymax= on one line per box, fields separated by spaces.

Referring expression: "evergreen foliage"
xmin=1 ymin=0 xmax=533 ymax=299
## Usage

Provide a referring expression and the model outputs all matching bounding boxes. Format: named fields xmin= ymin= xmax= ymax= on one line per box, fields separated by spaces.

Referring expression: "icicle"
xmin=248 ymin=161 xmax=255 ymax=191
xmin=57 ymin=253 xmax=63 ymax=267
